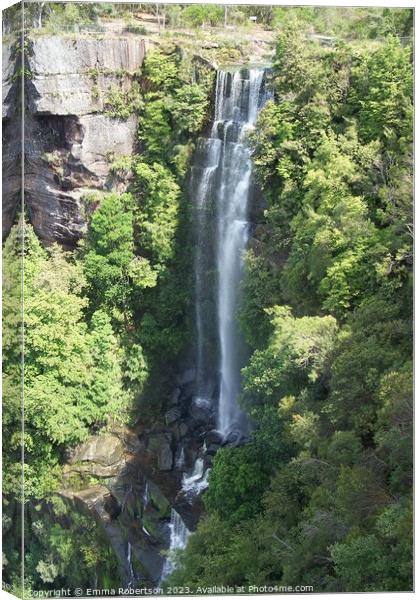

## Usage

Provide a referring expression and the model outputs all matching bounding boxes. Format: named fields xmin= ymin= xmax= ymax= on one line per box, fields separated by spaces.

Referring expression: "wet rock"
xmin=130 ymin=534 xmax=165 ymax=584
xmin=222 ymin=429 xmax=248 ymax=448
xmin=141 ymin=513 xmax=161 ymax=542
xmin=179 ymin=422 xmax=189 ymax=438
xmin=205 ymin=443 xmax=220 ymax=457
xmin=70 ymin=434 xmax=125 ymax=467
xmin=176 ymin=367 xmax=196 ymax=386
xmin=148 ymin=481 xmax=171 ymax=518
xmin=170 ymin=420 xmax=191 ymax=442
xmin=181 ymin=381 xmax=197 ymax=401
xmin=204 ymin=429 xmax=223 ymax=447
xmin=148 ymin=433 xmax=173 ymax=471
xmin=189 ymin=397 xmax=215 ymax=426
xmin=159 ymin=445 xmax=174 ymax=471
xmin=175 ymin=496 xmax=204 ymax=532
xmin=169 ymin=387 xmax=181 ymax=406
xmin=164 ymin=406 xmax=181 ymax=426
xmin=174 ymin=450 xmax=186 ymax=472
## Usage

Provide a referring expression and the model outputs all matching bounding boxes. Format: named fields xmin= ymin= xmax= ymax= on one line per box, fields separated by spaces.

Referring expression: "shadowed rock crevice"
xmin=3 ymin=34 xmax=152 ymax=245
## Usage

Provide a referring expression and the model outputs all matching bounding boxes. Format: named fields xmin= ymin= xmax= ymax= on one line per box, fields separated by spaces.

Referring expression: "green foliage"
xmin=182 ymin=5 xmax=224 ymax=28
xmin=18 ymin=499 xmax=120 ymax=592
xmin=139 ymin=97 xmax=173 ymax=163
xmin=172 ymin=84 xmax=210 ymax=136
xmin=172 ymin=22 xmax=412 ymax=593
xmin=133 ymin=162 xmax=181 ymax=271
xmin=204 ymin=445 xmax=270 ymax=526
xmin=139 ymin=49 xmax=214 ymax=165
xmin=242 ymin=306 xmax=337 ymax=413
xmin=271 ymin=7 xmax=412 ymax=39
xmin=330 ymin=501 xmax=412 ymax=591
xmin=164 ymin=514 xmax=270 ymax=589
xmin=349 ymin=37 xmax=413 ymax=148
xmin=103 ymin=82 xmax=143 ymax=119
xmin=3 ymin=223 xmax=128 ymax=500
xmin=82 ymin=192 xmax=157 ymax=322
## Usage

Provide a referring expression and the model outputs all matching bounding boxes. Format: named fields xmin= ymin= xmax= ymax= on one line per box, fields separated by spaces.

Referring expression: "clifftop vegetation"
xmin=166 ymin=13 xmax=413 ymax=593
xmin=2 ymin=4 xmax=413 ymax=595
xmin=4 ymin=3 xmax=412 ymax=67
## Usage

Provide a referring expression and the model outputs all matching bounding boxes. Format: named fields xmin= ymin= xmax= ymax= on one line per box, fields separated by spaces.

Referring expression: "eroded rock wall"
xmin=3 ymin=34 xmax=154 ymax=245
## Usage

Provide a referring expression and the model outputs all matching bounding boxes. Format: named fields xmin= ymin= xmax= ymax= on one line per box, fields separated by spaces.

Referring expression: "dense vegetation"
xmin=2 ymin=44 xmax=214 ymax=594
xmin=5 ymin=2 xmax=412 ymax=40
xmin=2 ymin=5 xmax=413 ymax=596
xmin=167 ymin=17 xmax=413 ymax=594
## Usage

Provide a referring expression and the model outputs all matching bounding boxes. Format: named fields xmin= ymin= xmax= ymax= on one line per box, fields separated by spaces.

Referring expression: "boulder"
xmin=70 ymin=434 xmax=125 ymax=467
xmin=189 ymin=397 xmax=214 ymax=426
xmin=204 ymin=429 xmax=223 ymax=447
xmin=164 ymin=406 xmax=181 ymax=426
xmin=169 ymin=387 xmax=181 ymax=405
xmin=179 ymin=422 xmax=189 ymax=438
xmin=176 ymin=367 xmax=196 ymax=386
xmin=222 ymin=429 xmax=249 ymax=448
xmin=158 ymin=444 xmax=174 ymax=471
xmin=148 ymin=433 xmax=173 ymax=471
xmin=148 ymin=481 xmax=171 ymax=518
xmin=205 ymin=443 xmax=220 ymax=457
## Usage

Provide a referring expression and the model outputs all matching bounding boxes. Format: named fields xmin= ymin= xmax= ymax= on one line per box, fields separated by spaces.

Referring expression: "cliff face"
xmin=2 ymin=39 xmax=21 ymax=239
xmin=3 ymin=34 xmax=153 ymax=245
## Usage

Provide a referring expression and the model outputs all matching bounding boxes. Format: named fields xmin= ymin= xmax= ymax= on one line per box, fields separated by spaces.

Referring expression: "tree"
xmin=204 ymin=445 xmax=270 ymax=526
xmin=133 ymin=162 xmax=181 ymax=271
xmin=3 ymin=223 xmax=128 ymax=499
xmin=82 ymin=192 xmax=156 ymax=323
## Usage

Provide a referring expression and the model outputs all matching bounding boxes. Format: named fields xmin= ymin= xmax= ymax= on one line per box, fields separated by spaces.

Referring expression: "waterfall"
xmin=191 ymin=68 xmax=269 ymax=436
xmin=143 ymin=481 xmax=149 ymax=507
xmin=191 ymin=137 xmax=221 ymax=402
xmin=182 ymin=457 xmax=209 ymax=496
xmin=159 ymin=66 xmax=269 ymax=584
xmin=176 ymin=446 xmax=186 ymax=469
xmin=127 ymin=541 xmax=134 ymax=586
xmin=160 ymin=509 xmax=190 ymax=582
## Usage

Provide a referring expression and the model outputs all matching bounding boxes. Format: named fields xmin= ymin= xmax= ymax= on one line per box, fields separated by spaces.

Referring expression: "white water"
xmin=192 ymin=138 xmax=222 ymax=401
xmin=175 ymin=446 xmax=185 ymax=469
xmin=192 ymin=69 xmax=268 ymax=436
xmin=143 ymin=481 xmax=149 ymax=507
xmin=182 ymin=457 xmax=209 ymax=495
xmin=127 ymin=541 xmax=134 ymax=586
xmin=160 ymin=509 xmax=190 ymax=581
xmin=180 ymin=69 xmax=269 ymax=504
xmin=160 ymin=67 xmax=269 ymax=585
xmin=215 ymin=70 xmax=266 ymax=434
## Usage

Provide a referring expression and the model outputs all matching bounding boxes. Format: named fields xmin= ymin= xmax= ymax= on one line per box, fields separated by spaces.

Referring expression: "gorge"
xmin=2 ymin=4 xmax=413 ymax=595
xmin=2 ymin=20 xmax=273 ymax=591
xmin=161 ymin=66 xmax=271 ymax=578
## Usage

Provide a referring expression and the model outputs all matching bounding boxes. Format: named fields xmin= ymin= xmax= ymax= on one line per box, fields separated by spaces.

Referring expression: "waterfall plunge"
xmin=159 ymin=67 xmax=269 ymax=585
xmin=192 ymin=68 xmax=269 ymax=436
xmin=160 ymin=509 xmax=190 ymax=582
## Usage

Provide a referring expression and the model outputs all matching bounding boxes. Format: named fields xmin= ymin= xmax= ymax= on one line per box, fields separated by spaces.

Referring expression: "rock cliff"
xmin=2 ymin=34 xmax=153 ymax=245
xmin=2 ymin=29 xmax=231 ymax=587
